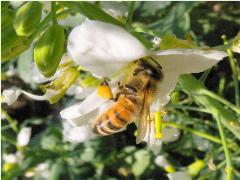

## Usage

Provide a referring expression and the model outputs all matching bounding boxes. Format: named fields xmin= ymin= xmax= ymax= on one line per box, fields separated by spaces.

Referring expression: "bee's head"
xmin=133 ymin=58 xmax=163 ymax=80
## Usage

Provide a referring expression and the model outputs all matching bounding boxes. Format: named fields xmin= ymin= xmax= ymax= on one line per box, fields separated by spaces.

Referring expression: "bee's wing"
xmin=136 ymin=88 xmax=151 ymax=144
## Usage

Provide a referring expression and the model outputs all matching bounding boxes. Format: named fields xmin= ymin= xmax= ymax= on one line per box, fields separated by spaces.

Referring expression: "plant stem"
xmin=164 ymin=122 xmax=222 ymax=144
xmin=1 ymin=110 xmax=18 ymax=133
xmin=199 ymin=67 xmax=212 ymax=83
xmin=202 ymin=89 xmax=240 ymax=114
xmin=51 ymin=2 xmax=58 ymax=25
xmin=126 ymin=2 xmax=135 ymax=26
xmin=167 ymin=104 xmax=210 ymax=113
xmin=216 ymin=114 xmax=233 ymax=180
xmin=227 ymin=48 xmax=240 ymax=107
xmin=30 ymin=9 xmax=71 ymax=41
xmin=222 ymin=35 xmax=239 ymax=107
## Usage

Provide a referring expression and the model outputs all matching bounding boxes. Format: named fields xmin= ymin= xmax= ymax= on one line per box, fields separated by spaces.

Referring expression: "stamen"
xmin=154 ymin=111 xmax=163 ymax=139
xmin=164 ymin=165 xmax=176 ymax=173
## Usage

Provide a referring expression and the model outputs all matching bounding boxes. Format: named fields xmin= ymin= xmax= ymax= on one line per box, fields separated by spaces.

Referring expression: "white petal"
xmin=35 ymin=163 xmax=50 ymax=179
xmin=2 ymin=88 xmax=22 ymax=106
xmin=67 ymin=20 xmax=148 ymax=76
xmin=60 ymin=78 xmax=119 ymax=126
xmin=153 ymin=49 xmax=227 ymax=74
xmin=143 ymin=122 xmax=162 ymax=147
xmin=66 ymin=85 xmax=94 ymax=100
xmin=63 ymin=121 xmax=96 ymax=143
xmin=22 ymin=89 xmax=57 ymax=101
xmin=151 ymin=49 xmax=227 ymax=108
xmin=17 ymin=127 xmax=31 ymax=147
xmin=3 ymin=154 xmax=17 ymax=163
xmin=155 ymin=155 xmax=169 ymax=167
xmin=167 ymin=171 xmax=191 ymax=180
xmin=60 ymin=90 xmax=107 ymax=126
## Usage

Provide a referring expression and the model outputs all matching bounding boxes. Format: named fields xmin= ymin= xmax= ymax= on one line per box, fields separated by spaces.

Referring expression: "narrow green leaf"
xmin=179 ymin=74 xmax=240 ymax=140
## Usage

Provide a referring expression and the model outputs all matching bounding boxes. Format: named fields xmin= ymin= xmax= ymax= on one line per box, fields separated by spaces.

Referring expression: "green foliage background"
xmin=1 ymin=1 xmax=240 ymax=180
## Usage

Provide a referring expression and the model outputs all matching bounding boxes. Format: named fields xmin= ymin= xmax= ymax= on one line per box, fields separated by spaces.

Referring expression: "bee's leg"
xmin=114 ymin=92 xmax=121 ymax=101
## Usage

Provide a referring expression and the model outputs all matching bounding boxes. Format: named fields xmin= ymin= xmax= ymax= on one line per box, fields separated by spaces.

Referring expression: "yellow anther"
xmin=164 ymin=165 xmax=175 ymax=173
xmin=154 ymin=111 xmax=163 ymax=139
xmin=97 ymin=81 xmax=113 ymax=100
xmin=3 ymin=163 xmax=14 ymax=172
xmin=187 ymin=159 xmax=205 ymax=176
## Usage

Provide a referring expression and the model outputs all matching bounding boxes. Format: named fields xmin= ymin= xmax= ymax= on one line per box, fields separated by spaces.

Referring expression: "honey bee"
xmin=92 ymin=57 xmax=163 ymax=143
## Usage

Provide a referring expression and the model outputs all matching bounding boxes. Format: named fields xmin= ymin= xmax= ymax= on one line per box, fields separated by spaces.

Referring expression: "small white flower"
xmin=3 ymin=151 xmax=24 ymax=164
xmin=17 ymin=127 xmax=32 ymax=147
xmin=2 ymin=88 xmax=22 ymax=106
xmin=3 ymin=154 xmax=18 ymax=164
xmin=35 ymin=163 xmax=50 ymax=179
xmin=2 ymin=87 xmax=58 ymax=106
xmin=59 ymin=20 xmax=227 ymax=144
xmin=167 ymin=171 xmax=192 ymax=180
xmin=155 ymin=155 xmax=169 ymax=167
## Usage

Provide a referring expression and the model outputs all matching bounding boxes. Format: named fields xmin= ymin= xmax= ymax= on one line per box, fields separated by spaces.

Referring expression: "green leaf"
xmin=179 ymin=74 xmax=240 ymax=140
xmin=132 ymin=150 xmax=150 ymax=177
xmin=149 ymin=2 xmax=199 ymax=38
xmin=60 ymin=1 xmax=124 ymax=27
xmin=49 ymin=159 xmax=65 ymax=180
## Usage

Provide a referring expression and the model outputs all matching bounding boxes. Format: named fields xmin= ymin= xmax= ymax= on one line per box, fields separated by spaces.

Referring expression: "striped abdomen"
xmin=93 ymin=94 xmax=140 ymax=135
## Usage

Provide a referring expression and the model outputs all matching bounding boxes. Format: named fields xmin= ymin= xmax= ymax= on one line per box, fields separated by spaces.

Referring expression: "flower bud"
xmin=1 ymin=6 xmax=30 ymax=61
xmin=1 ymin=36 xmax=30 ymax=61
xmin=34 ymin=24 xmax=65 ymax=77
xmin=14 ymin=2 xmax=42 ymax=36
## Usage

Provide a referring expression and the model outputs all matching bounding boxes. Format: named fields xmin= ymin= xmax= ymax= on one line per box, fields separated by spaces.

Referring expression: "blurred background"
xmin=1 ymin=1 xmax=240 ymax=180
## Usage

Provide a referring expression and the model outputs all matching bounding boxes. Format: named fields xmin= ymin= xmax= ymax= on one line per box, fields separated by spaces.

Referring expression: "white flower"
xmin=25 ymin=162 xmax=50 ymax=179
xmin=17 ymin=127 xmax=32 ymax=147
xmin=3 ymin=154 xmax=18 ymax=164
xmin=167 ymin=171 xmax=192 ymax=180
xmin=155 ymin=155 xmax=169 ymax=167
xmin=2 ymin=88 xmax=22 ymax=106
xmin=59 ymin=20 xmax=227 ymax=144
xmin=3 ymin=151 xmax=24 ymax=164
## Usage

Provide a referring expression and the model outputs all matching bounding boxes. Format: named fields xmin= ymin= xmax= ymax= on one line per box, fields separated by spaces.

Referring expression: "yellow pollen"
xmin=97 ymin=82 xmax=113 ymax=99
